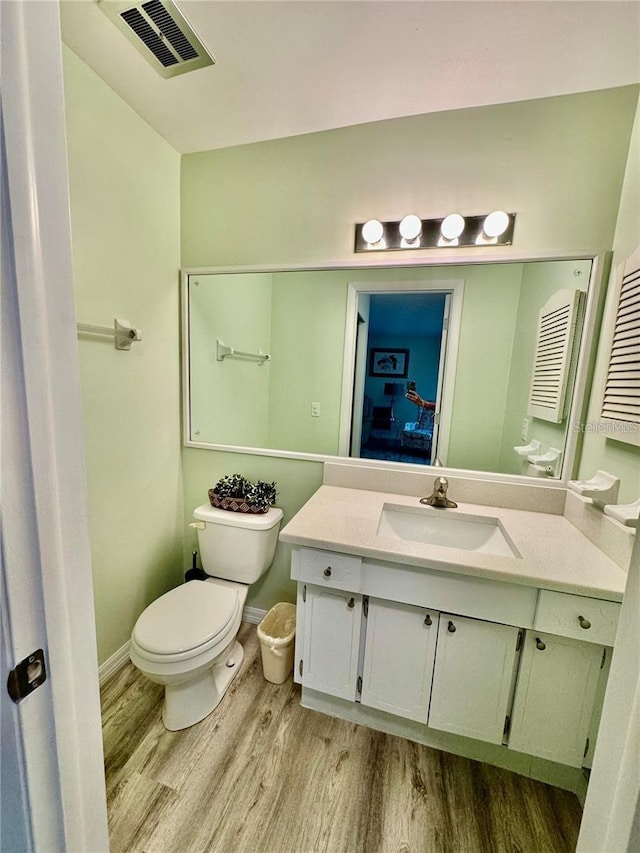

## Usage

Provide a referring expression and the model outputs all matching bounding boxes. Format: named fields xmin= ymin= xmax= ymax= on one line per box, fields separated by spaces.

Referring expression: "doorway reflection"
xmin=354 ymin=292 xmax=448 ymax=465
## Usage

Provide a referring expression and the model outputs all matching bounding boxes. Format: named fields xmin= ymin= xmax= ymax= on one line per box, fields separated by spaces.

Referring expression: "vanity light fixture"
xmin=476 ymin=210 xmax=510 ymax=245
xmin=361 ymin=218 xmax=384 ymax=246
xmin=354 ymin=211 xmax=516 ymax=252
xmin=399 ymin=214 xmax=423 ymax=245
xmin=439 ymin=213 xmax=466 ymax=246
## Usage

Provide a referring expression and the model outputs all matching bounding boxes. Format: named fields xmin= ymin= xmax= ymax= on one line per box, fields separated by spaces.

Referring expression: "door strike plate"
xmin=7 ymin=649 xmax=46 ymax=703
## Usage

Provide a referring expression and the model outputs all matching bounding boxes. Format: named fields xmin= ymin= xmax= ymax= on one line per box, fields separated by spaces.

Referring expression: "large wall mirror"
xmin=183 ymin=256 xmax=606 ymax=480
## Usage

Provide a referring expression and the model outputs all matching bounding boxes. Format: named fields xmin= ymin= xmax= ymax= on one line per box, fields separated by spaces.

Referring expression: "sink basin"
xmin=377 ymin=505 xmax=520 ymax=558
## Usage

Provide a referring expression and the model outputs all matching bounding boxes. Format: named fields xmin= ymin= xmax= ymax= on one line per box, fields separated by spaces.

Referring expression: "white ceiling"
xmin=60 ymin=0 xmax=640 ymax=154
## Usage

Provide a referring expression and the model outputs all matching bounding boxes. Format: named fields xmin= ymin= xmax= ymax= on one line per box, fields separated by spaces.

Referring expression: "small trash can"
xmin=256 ymin=602 xmax=296 ymax=684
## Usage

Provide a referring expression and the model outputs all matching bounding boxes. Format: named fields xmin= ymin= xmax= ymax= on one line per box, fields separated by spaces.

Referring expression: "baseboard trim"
xmin=243 ymin=606 xmax=267 ymax=625
xmin=98 ymin=641 xmax=130 ymax=685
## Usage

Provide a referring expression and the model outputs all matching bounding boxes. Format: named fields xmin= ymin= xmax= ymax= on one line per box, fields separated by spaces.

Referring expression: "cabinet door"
xmin=508 ymin=631 xmax=603 ymax=767
xmin=300 ymin=586 xmax=362 ymax=701
xmin=360 ymin=599 xmax=439 ymax=722
xmin=428 ymin=614 xmax=520 ymax=744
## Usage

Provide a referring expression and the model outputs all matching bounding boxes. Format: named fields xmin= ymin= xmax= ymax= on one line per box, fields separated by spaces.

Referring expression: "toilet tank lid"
xmin=193 ymin=503 xmax=283 ymax=530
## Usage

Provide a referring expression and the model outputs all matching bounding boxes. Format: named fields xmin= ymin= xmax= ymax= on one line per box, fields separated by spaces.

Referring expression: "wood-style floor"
xmin=101 ymin=623 xmax=582 ymax=853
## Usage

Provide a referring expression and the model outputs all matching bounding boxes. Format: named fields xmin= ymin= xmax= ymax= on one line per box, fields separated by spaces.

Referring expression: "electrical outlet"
xmin=311 ymin=402 xmax=320 ymax=418
xmin=521 ymin=418 xmax=530 ymax=441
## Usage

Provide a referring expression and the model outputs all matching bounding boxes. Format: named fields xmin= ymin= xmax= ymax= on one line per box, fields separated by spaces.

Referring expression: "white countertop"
xmin=279 ymin=485 xmax=627 ymax=601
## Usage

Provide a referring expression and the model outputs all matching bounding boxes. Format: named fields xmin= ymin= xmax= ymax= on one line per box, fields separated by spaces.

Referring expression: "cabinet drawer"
xmin=363 ymin=559 xmax=537 ymax=627
xmin=298 ymin=547 xmax=362 ymax=591
xmin=534 ymin=590 xmax=620 ymax=646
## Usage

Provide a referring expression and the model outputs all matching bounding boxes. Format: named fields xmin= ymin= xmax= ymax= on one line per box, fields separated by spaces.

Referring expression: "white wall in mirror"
xmin=183 ymin=253 xmax=606 ymax=482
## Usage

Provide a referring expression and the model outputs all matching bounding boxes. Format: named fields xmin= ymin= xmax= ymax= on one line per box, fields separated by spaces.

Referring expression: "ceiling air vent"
xmin=98 ymin=0 xmax=214 ymax=78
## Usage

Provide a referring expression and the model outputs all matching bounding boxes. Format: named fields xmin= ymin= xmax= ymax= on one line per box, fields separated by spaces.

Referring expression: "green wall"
xmin=579 ymin=93 xmax=640 ymax=503
xmin=268 ymin=271 xmax=347 ymax=453
xmin=446 ymin=264 xmax=522 ymax=472
xmin=63 ymin=47 xmax=184 ymax=665
xmin=181 ymin=87 xmax=639 ymax=612
xmin=182 ymin=88 xmax=636 ymax=268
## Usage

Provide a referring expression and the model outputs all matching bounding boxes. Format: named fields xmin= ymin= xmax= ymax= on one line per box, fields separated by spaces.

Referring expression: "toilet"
xmin=129 ymin=502 xmax=283 ymax=730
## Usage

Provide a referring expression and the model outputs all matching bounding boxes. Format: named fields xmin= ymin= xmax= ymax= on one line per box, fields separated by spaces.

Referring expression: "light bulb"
xmin=440 ymin=213 xmax=465 ymax=240
xmin=482 ymin=210 xmax=509 ymax=238
xmin=361 ymin=219 xmax=384 ymax=245
xmin=399 ymin=214 xmax=422 ymax=242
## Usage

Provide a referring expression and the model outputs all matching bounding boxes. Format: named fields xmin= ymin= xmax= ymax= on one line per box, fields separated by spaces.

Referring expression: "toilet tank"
xmin=192 ymin=503 xmax=283 ymax=583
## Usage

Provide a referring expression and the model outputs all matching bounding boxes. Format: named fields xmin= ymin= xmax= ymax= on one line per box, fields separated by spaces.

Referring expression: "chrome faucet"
xmin=420 ymin=476 xmax=458 ymax=509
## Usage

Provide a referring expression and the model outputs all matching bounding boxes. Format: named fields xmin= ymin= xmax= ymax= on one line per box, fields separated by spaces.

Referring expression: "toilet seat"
xmin=132 ymin=581 xmax=240 ymax=662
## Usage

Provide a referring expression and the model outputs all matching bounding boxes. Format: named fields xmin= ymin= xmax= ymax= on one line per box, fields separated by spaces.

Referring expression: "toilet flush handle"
xmin=189 ymin=522 xmax=205 ymax=530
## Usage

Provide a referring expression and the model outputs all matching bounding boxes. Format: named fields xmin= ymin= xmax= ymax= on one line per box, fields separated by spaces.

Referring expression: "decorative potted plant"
xmin=208 ymin=474 xmax=278 ymax=514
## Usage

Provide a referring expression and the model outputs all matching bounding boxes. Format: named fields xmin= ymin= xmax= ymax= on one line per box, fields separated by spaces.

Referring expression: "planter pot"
xmin=208 ymin=490 xmax=269 ymax=514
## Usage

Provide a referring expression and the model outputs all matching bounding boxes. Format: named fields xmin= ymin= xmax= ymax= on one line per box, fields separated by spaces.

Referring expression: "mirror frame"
xmin=181 ymin=250 xmax=609 ymax=487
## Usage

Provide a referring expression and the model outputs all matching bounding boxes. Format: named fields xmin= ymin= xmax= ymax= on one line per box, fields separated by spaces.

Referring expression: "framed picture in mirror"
xmin=369 ymin=348 xmax=410 ymax=378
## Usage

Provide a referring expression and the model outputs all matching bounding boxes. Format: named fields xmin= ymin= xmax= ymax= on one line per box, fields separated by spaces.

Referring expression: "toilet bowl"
xmin=130 ymin=503 xmax=283 ymax=730
xmin=130 ymin=578 xmax=246 ymax=730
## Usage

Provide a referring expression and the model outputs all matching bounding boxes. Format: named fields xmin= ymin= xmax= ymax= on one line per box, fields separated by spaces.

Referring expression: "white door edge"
xmin=2 ymin=4 xmax=109 ymax=851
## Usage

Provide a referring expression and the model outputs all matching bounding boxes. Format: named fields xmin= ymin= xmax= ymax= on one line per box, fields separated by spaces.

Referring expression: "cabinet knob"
xmin=323 ymin=567 xmax=332 ymax=577
xmin=347 ymin=597 xmax=355 ymax=609
xmin=424 ymin=614 xmax=432 ymax=627
xmin=578 ymin=615 xmax=591 ymax=630
xmin=535 ymin=637 xmax=546 ymax=651
xmin=447 ymin=620 xmax=456 ymax=633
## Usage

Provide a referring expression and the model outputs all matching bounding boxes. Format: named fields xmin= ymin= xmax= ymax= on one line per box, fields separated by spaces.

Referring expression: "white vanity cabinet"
xmin=360 ymin=599 xmax=439 ymax=722
xmin=291 ymin=546 xmax=620 ymax=772
xmin=299 ymin=585 xmax=363 ymax=700
xmin=428 ymin=614 xmax=520 ymax=744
